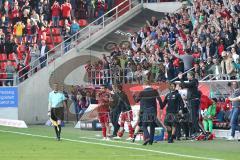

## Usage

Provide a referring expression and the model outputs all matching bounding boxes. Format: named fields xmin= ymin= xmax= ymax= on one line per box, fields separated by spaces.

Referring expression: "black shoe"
xmin=132 ymin=135 xmax=137 ymax=143
xmin=168 ymin=137 xmax=174 ymax=143
xmin=149 ymin=140 xmax=153 ymax=145
xmin=143 ymin=139 xmax=150 ymax=146
xmin=176 ymin=137 xmax=181 ymax=141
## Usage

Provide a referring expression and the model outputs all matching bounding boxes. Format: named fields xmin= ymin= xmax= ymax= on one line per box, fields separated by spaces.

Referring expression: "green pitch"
xmin=0 ymin=124 xmax=240 ymax=160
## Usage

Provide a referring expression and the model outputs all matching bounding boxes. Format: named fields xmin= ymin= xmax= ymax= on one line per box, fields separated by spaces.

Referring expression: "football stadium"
xmin=0 ymin=0 xmax=240 ymax=160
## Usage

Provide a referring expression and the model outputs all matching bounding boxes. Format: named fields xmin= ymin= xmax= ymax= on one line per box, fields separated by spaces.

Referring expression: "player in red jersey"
xmin=96 ymin=86 xmax=111 ymax=140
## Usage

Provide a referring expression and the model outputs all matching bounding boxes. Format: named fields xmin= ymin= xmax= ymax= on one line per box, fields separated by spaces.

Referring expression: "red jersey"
xmin=26 ymin=24 xmax=32 ymax=35
xmin=52 ymin=4 xmax=61 ymax=16
xmin=97 ymin=91 xmax=110 ymax=113
xmin=12 ymin=8 xmax=19 ymax=18
xmin=61 ymin=3 xmax=72 ymax=18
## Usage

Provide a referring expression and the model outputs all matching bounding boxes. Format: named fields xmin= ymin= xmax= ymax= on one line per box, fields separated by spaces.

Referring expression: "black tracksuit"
xmin=110 ymin=91 xmax=131 ymax=136
xmin=162 ymin=90 xmax=184 ymax=114
xmin=180 ymin=78 xmax=201 ymax=136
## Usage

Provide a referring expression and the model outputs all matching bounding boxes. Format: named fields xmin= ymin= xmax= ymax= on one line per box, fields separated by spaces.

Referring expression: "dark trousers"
xmin=175 ymin=123 xmax=181 ymax=138
xmin=142 ymin=121 xmax=155 ymax=143
xmin=188 ymin=99 xmax=200 ymax=135
xmin=39 ymin=55 xmax=47 ymax=68
xmin=4 ymin=78 xmax=13 ymax=86
xmin=182 ymin=122 xmax=190 ymax=138
xmin=110 ymin=111 xmax=120 ymax=136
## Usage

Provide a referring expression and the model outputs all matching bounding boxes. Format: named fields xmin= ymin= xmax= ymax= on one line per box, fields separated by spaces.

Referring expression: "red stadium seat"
xmin=8 ymin=53 xmax=15 ymax=61
xmin=12 ymin=61 xmax=17 ymax=68
xmin=2 ymin=72 xmax=7 ymax=79
xmin=52 ymin=28 xmax=61 ymax=35
xmin=46 ymin=28 xmax=51 ymax=35
xmin=0 ymin=54 xmax=7 ymax=61
xmin=1 ymin=62 xmax=7 ymax=70
xmin=48 ymin=44 xmax=56 ymax=53
xmin=17 ymin=51 xmax=23 ymax=60
xmin=46 ymin=36 xmax=53 ymax=44
xmin=59 ymin=20 xmax=64 ymax=27
xmin=78 ymin=19 xmax=88 ymax=27
xmin=54 ymin=36 xmax=62 ymax=44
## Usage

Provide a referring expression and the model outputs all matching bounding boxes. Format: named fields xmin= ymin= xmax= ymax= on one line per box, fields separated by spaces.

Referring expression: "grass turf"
xmin=0 ymin=124 xmax=240 ymax=160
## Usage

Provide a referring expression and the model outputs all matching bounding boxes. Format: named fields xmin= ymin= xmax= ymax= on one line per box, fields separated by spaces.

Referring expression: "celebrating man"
xmin=178 ymin=71 xmax=201 ymax=138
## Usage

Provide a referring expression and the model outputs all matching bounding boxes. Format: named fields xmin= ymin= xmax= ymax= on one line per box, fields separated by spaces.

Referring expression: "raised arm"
xmin=229 ymin=96 xmax=240 ymax=102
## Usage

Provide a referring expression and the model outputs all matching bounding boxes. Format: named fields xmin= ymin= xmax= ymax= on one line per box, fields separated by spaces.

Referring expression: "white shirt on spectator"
xmin=232 ymin=53 xmax=239 ymax=63
xmin=41 ymin=45 xmax=46 ymax=57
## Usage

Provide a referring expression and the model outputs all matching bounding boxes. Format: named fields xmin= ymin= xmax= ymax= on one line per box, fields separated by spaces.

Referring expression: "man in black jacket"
xmin=134 ymin=81 xmax=163 ymax=145
xmin=113 ymin=85 xmax=134 ymax=140
xmin=178 ymin=71 xmax=201 ymax=137
xmin=161 ymin=83 xmax=184 ymax=143
xmin=109 ymin=84 xmax=121 ymax=138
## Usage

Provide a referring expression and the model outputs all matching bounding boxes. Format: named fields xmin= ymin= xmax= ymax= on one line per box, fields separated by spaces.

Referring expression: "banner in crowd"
xmin=0 ymin=87 xmax=18 ymax=108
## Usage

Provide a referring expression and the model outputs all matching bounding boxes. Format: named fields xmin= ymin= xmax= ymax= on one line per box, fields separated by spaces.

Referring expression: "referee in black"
xmin=161 ymin=82 xmax=184 ymax=143
xmin=48 ymin=83 xmax=67 ymax=141
xmin=178 ymin=71 xmax=201 ymax=138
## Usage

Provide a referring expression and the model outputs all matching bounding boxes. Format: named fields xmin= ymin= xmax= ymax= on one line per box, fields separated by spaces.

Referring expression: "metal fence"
xmin=87 ymin=68 xmax=134 ymax=85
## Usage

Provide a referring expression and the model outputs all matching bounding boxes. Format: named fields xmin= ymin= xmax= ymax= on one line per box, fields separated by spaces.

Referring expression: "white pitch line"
xmin=0 ymin=129 xmax=224 ymax=160
xmin=78 ymin=136 xmax=141 ymax=145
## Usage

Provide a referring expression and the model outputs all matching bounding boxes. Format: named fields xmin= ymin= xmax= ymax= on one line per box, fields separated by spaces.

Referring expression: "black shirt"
xmin=162 ymin=90 xmax=184 ymax=113
xmin=111 ymin=91 xmax=131 ymax=113
xmin=134 ymin=87 xmax=163 ymax=115
xmin=180 ymin=78 xmax=200 ymax=100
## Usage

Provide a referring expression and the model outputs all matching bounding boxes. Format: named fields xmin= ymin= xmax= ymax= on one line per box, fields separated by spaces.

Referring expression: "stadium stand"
xmin=0 ymin=0 xmax=116 ymax=85
xmin=86 ymin=0 xmax=240 ymax=85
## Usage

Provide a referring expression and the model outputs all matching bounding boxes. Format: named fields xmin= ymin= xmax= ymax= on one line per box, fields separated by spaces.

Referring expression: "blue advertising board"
xmin=0 ymin=87 xmax=18 ymax=107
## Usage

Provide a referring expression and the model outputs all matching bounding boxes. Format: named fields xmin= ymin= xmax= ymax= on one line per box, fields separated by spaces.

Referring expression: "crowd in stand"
xmin=0 ymin=0 xmax=115 ymax=86
xmin=86 ymin=0 xmax=240 ymax=84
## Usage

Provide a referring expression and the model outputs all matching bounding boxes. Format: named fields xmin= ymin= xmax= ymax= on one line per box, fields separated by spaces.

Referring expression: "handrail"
xmin=16 ymin=0 xmax=135 ymax=83
xmin=170 ymin=67 xmax=195 ymax=82
xmin=201 ymin=74 xmax=230 ymax=81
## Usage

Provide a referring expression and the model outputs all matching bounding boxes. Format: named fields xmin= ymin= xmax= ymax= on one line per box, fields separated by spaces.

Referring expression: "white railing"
xmin=88 ymin=68 xmax=134 ymax=85
xmin=201 ymin=74 xmax=232 ymax=81
xmin=170 ymin=67 xmax=195 ymax=82
xmin=16 ymin=0 xmax=140 ymax=84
